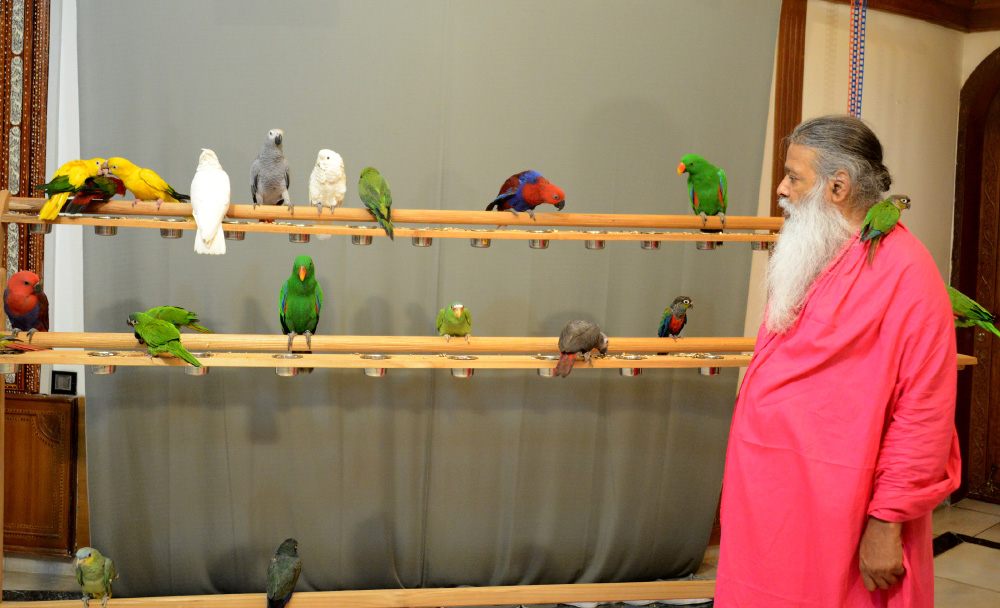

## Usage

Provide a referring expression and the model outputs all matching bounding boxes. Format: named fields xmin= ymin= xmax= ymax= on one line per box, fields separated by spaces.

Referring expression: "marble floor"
xmin=3 ymin=499 xmax=999 ymax=606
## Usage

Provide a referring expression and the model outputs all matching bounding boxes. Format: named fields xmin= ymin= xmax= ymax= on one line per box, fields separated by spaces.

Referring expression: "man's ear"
xmin=829 ymin=170 xmax=851 ymax=204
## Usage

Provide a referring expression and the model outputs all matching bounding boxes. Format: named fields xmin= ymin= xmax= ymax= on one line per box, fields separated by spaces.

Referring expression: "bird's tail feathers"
xmin=194 ymin=226 xmax=226 ymax=255
xmin=169 ymin=188 xmax=191 ymax=202
xmin=168 ymin=342 xmax=202 ymax=367
xmin=38 ymin=192 xmax=70 ymax=220
xmin=378 ymin=216 xmax=394 ymax=240
xmin=865 ymin=238 xmax=880 ymax=266
xmin=188 ymin=323 xmax=213 ymax=334
xmin=983 ymin=321 xmax=1000 ymax=339
xmin=554 ymin=353 xmax=575 ymax=377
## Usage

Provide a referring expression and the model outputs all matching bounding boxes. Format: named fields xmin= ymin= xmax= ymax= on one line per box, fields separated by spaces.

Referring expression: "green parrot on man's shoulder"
xmin=75 ymin=546 xmax=117 ymax=608
xmin=127 ymin=312 xmax=202 ymax=367
xmin=860 ymin=194 xmax=911 ymax=266
xmin=948 ymin=286 xmax=1000 ymax=339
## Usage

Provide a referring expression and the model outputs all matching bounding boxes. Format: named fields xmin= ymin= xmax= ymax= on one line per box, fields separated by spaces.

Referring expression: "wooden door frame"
xmin=950 ymin=45 xmax=1000 ymax=501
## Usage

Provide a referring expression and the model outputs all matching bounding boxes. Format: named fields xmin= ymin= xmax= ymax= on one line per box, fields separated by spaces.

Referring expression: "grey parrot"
xmin=251 ymin=128 xmax=292 ymax=214
xmin=554 ymin=320 xmax=609 ymax=377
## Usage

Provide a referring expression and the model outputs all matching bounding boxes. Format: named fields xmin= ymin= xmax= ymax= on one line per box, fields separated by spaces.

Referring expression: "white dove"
xmin=190 ymin=148 xmax=231 ymax=255
xmin=309 ymin=148 xmax=346 ymax=214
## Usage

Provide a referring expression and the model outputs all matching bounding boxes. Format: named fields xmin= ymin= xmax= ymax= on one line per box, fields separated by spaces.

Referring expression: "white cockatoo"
xmin=309 ymin=149 xmax=346 ymax=214
xmin=190 ymin=148 xmax=231 ymax=255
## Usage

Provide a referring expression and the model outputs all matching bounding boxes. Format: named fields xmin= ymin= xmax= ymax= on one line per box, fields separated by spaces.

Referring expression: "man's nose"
xmin=776 ymin=176 xmax=791 ymax=198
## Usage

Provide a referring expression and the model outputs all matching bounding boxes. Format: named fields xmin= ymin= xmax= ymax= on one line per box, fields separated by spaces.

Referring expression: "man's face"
xmin=776 ymin=143 xmax=820 ymax=206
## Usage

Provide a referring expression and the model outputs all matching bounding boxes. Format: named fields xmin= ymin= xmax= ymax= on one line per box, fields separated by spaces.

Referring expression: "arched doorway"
xmin=951 ymin=45 xmax=1000 ymax=503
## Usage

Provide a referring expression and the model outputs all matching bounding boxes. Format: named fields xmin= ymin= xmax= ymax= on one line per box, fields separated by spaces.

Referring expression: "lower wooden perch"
xmin=1 ymin=579 xmax=717 ymax=608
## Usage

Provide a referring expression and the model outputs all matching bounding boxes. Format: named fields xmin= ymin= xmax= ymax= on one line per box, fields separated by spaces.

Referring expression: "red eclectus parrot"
xmin=485 ymin=170 xmax=565 ymax=219
xmin=3 ymin=270 xmax=49 ymax=341
xmin=35 ymin=157 xmax=106 ymax=220
xmin=677 ymin=154 xmax=727 ymax=232
xmin=658 ymin=296 xmax=693 ymax=339
xmin=860 ymin=194 xmax=911 ymax=266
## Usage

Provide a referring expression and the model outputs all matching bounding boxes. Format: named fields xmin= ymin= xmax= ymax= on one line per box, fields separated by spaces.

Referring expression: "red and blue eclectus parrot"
xmin=677 ymin=154 xmax=728 ymax=233
xmin=3 ymin=270 xmax=49 ymax=341
xmin=485 ymin=170 xmax=565 ymax=219
xmin=658 ymin=296 xmax=693 ymax=339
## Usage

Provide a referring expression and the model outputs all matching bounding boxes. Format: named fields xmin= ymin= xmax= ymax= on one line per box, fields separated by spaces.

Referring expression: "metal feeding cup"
xmin=361 ymin=353 xmax=390 ymax=377
xmin=184 ymin=353 xmax=211 ymax=376
xmin=223 ymin=220 xmax=247 ymax=240
xmin=280 ymin=222 xmax=310 ymax=244
xmin=468 ymin=229 xmax=491 ymax=249
xmin=697 ymin=353 xmax=724 ymax=376
xmin=349 ymin=226 xmax=373 ymax=246
xmin=751 ymin=240 xmax=774 ymax=252
xmin=616 ymin=353 xmax=646 ymax=377
xmin=159 ymin=217 xmax=185 ymax=239
xmin=534 ymin=353 xmax=561 ymax=377
xmin=584 ymin=230 xmax=607 ymax=250
xmin=447 ymin=354 xmax=477 ymax=378
xmin=273 ymin=353 xmax=303 ymax=377
xmin=696 ymin=240 xmax=718 ymax=250
xmin=528 ymin=229 xmax=553 ymax=249
xmin=29 ymin=222 xmax=52 ymax=235
xmin=93 ymin=217 xmax=118 ymax=236
xmin=640 ymin=240 xmax=660 ymax=250
xmin=88 ymin=351 xmax=118 ymax=375
xmin=411 ymin=236 xmax=433 ymax=247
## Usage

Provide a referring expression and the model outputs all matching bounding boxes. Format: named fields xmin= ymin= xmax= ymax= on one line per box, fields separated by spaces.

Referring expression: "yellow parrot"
xmin=105 ymin=157 xmax=189 ymax=207
xmin=36 ymin=157 xmax=106 ymax=220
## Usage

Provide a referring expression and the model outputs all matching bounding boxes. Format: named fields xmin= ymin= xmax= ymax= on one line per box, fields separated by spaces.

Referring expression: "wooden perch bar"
xmin=1 ymin=579 xmax=717 ymax=608
xmin=8 ymin=332 xmax=757 ymax=354
xmin=6 ymin=194 xmax=784 ymax=231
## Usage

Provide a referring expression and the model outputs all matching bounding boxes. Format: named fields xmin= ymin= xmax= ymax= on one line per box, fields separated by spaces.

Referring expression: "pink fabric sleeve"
xmin=868 ymin=278 xmax=961 ymax=523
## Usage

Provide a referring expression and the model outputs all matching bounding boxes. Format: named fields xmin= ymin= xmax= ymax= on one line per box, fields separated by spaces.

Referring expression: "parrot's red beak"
xmin=298 ymin=266 xmax=307 ymax=282
xmin=676 ymin=162 xmax=686 ymax=175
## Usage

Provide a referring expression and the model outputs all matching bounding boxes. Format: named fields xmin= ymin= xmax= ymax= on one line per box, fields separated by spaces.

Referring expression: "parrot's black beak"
xmin=555 ymin=200 xmax=565 ymax=210
xmin=33 ymin=282 xmax=43 ymax=294
xmin=274 ymin=133 xmax=283 ymax=146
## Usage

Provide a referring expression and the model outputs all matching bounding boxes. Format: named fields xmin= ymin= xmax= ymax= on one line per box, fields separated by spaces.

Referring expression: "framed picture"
xmin=50 ymin=370 xmax=78 ymax=396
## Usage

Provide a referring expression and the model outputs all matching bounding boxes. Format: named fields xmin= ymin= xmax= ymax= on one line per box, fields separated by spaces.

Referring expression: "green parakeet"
xmin=75 ymin=546 xmax=117 ymax=608
xmin=127 ymin=312 xmax=202 ymax=367
xmin=677 ymin=154 xmax=728 ymax=232
xmin=358 ymin=167 xmax=394 ymax=240
xmin=266 ymin=538 xmax=302 ymax=608
xmin=948 ymin=286 xmax=1000 ymax=338
xmin=144 ymin=305 xmax=212 ymax=333
xmin=279 ymin=255 xmax=323 ymax=350
xmin=860 ymin=194 xmax=911 ymax=266
xmin=436 ymin=301 xmax=472 ymax=342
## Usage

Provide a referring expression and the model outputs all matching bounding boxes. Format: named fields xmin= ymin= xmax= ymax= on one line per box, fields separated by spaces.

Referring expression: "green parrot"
xmin=860 ymin=194 xmax=911 ymax=266
xmin=266 ymin=538 xmax=302 ymax=608
xmin=127 ymin=312 xmax=202 ymax=367
xmin=279 ymin=255 xmax=323 ymax=350
xmin=144 ymin=305 xmax=213 ymax=333
xmin=75 ymin=546 xmax=117 ymax=608
xmin=358 ymin=167 xmax=394 ymax=240
xmin=436 ymin=301 xmax=472 ymax=342
xmin=677 ymin=153 xmax=728 ymax=232
xmin=948 ymin=286 xmax=1000 ymax=338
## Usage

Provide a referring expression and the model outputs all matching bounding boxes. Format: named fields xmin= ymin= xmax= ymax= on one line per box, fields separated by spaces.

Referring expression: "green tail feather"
xmin=168 ymin=341 xmax=202 ymax=367
xmin=188 ymin=323 xmax=213 ymax=334
xmin=979 ymin=320 xmax=1000 ymax=339
xmin=378 ymin=216 xmax=394 ymax=240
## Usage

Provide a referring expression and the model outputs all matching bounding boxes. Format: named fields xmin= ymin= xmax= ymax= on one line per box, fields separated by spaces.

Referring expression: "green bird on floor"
xmin=948 ymin=286 xmax=1000 ymax=339
xmin=436 ymin=301 xmax=472 ymax=342
xmin=145 ymin=305 xmax=213 ymax=333
xmin=279 ymin=255 xmax=324 ymax=351
xmin=358 ymin=167 xmax=394 ymax=240
xmin=127 ymin=311 xmax=202 ymax=367
xmin=75 ymin=546 xmax=117 ymax=608
xmin=266 ymin=538 xmax=302 ymax=608
xmin=860 ymin=194 xmax=911 ymax=266
xmin=677 ymin=153 xmax=728 ymax=232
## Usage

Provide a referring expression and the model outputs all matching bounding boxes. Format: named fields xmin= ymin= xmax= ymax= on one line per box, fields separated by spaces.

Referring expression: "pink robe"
xmin=715 ymin=225 xmax=961 ymax=607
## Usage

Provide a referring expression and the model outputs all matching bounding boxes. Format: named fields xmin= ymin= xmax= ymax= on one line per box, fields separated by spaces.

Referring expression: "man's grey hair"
xmin=787 ymin=115 xmax=892 ymax=211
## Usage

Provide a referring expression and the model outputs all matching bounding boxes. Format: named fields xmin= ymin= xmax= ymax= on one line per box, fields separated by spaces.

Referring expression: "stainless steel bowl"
xmin=447 ymin=354 xmax=478 ymax=378
xmin=30 ymin=222 xmax=52 ymax=235
xmin=751 ymin=240 xmax=774 ymax=251
xmin=159 ymin=217 xmax=185 ymax=239
xmin=534 ymin=353 xmax=561 ymax=377
xmin=584 ymin=230 xmax=606 ymax=250
xmin=93 ymin=217 xmax=118 ymax=236
xmin=282 ymin=223 xmax=310 ymax=243
xmin=349 ymin=226 xmax=373 ymax=246
xmin=88 ymin=350 xmax=118 ymax=374
xmin=361 ymin=353 xmax=390 ymax=377
xmin=223 ymin=221 xmax=247 ymax=241
xmin=640 ymin=240 xmax=660 ymax=250
xmin=273 ymin=353 xmax=303 ymax=377
xmin=528 ymin=229 xmax=553 ymax=249
xmin=184 ymin=352 xmax=211 ymax=376
xmin=696 ymin=353 xmax=724 ymax=376
xmin=616 ymin=353 xmax=646 ymax=377
xmin=696 ymin=240 xmax=717 ymax=250
xmin=411 ymin=236 xmax=433 ymax=247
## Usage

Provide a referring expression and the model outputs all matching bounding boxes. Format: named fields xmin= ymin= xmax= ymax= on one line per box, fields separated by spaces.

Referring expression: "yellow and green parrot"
xmin=358 ymin=167 xmax=394 ymax=240
xmin=860 ymin=194 xmax=911 ymax=266
xmin=105 ymin=157 xmax=190 ymax=207
xmin=127 ymin=311 xmax=202 ymax=367
xmin=144 ymin=305 xmax=212 ymax=334
xmin=436 ymin=301 xmax=472 ymax=342
xmin=677 ymin=154 xmax=728 ymax=232
xmin=949 ymin=286 xmax=1000 ymax=339
xmin=35 ymin=158 xmax=106 ymax=220
xmin=75 ymin=546 xmax=117 ymax=608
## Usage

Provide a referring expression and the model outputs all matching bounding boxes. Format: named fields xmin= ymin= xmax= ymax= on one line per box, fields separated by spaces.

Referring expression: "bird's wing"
xmin=137 ymin=168 xmax=172 ymax=195
xmin=36 ymin=291 xmax=50 ymax=331
xmin=103 ymin=558 xmax=116 ymax=589
xmin=435 ymin=308 xmax=446 ymax=333
xmin=314 ymin=283 xmax=324 ymax=316
xmin=75 ymin=563 xmax=84 ymax=587
xmin=250 ymin=159 xmax=261 ymax=203
xmin=717 ymin=168 xmax=728 ymax=210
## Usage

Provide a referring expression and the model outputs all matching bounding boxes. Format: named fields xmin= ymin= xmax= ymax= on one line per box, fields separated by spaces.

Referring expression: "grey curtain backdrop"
xmin=76 ymin=0 xmax=779 ymax=597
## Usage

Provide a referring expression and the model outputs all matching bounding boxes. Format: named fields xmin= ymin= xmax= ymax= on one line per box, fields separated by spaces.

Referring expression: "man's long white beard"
xmin=765 ymin=183 xmax=854 ymax=334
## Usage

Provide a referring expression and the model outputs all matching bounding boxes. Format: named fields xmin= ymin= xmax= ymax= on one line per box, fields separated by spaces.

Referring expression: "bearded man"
xmin=714 ymin=115 xmax=960 ymax=607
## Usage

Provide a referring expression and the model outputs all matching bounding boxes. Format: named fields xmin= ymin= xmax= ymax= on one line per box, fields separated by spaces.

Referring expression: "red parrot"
xmin=485 ymin=170 xmax=566 ymax=219
xmin=4 ymin=270 xmax=49 ymax=340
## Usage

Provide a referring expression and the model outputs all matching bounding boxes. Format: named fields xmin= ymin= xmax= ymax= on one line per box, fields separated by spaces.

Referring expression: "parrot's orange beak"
xmin=676 ymin=162 xmax=686 ymax=175
xmin=298 ymin=266 xmax=307 ymax=281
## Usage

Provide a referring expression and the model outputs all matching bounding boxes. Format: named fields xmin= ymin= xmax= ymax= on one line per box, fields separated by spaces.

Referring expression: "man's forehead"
xmin=784 ymin=143 xmax=816 ymax=173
